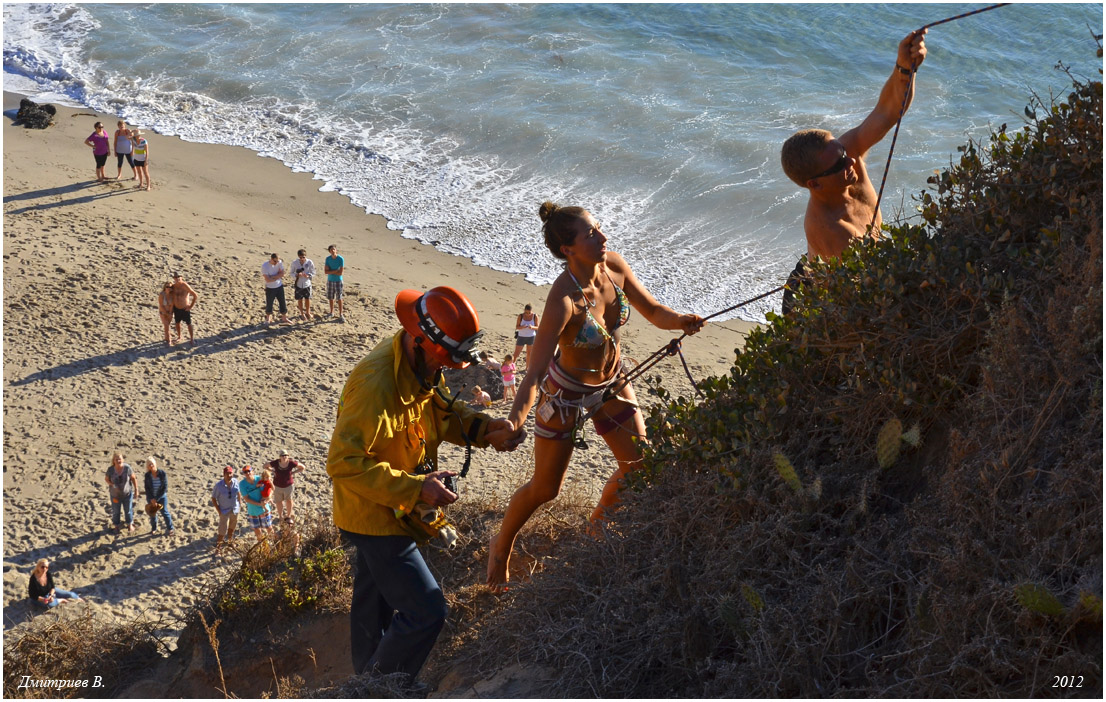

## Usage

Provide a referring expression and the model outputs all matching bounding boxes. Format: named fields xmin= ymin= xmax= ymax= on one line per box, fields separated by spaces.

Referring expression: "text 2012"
xmin=1052 ymin=676 xmax=1083 ymax=688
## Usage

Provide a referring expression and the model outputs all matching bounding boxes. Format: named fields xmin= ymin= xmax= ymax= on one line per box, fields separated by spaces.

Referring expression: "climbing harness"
xmin=570 ymin=282 xmax=787 ymax=441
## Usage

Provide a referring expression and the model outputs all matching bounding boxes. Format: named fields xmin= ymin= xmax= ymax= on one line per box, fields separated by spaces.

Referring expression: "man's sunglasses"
xmin=812 ymin=151 xmax=850 ymax=180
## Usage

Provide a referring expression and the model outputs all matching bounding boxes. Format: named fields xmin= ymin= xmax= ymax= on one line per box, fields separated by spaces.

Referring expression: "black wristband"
xmin=896 ymin=63 xmax=913 ymax=76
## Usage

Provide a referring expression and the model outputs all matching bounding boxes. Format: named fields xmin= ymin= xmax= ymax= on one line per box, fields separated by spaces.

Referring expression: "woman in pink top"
xmin=500 ymin=353 xmax=517 ymax=401
xmin=83 ymin=121 xmax=110 ymax=182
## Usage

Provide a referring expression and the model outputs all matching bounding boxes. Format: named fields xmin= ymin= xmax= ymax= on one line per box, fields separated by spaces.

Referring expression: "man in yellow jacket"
xmin=328 ymin=286 xmax=523 ymax=687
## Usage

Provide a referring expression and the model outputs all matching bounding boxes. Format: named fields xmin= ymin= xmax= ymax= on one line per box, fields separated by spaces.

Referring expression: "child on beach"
xmin=500 ymin=354 xmax=517 ymax=402
xmin=259 ymin=468 xmax=274 ymax=508
xmin=132 ymin=128 xmax=151 ymax=190
xmin=471 ymin=385 xmax=492 ymax=408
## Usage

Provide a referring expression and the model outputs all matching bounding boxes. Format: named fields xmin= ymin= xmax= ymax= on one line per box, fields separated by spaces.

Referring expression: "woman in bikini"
xmin=487 ymin=201 xmax=704 ymax=587
xmin=158 ymin=281 xmax=174 ymax=346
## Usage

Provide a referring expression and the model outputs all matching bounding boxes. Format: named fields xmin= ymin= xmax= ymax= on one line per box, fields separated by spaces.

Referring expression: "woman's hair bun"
xmin=538 ymin=201 xmax=558 ymax=223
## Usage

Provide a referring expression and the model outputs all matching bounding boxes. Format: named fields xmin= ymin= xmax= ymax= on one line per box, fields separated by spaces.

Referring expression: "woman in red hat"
xmin=487 ymin=202 xmax=705 ymax=588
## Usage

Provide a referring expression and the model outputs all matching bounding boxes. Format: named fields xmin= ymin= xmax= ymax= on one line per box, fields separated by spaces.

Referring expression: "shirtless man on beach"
xmin=779 ymin=29 xmax=927 ymax=314
xmin=169 ymin=272 xmax=199 ymax=346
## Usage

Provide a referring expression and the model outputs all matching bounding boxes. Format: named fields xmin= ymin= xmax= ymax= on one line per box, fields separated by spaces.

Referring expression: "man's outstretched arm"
xmin=840 ymin=29 xmax=927 ymax=159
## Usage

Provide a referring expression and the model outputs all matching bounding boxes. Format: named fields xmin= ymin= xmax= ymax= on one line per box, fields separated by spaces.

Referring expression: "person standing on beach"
xmin=779 ymin=29 xmax=927 ymax=315
xmin=289 ymin=248 xmax=317 ymax=321
xmin=105 ymin=451 xmax=139 ymax=534
xmin=324 ymin=245 xmax=345 ymax=321
xmin=239 ymin=465 xmax=273 ymax=542
xmin=131 ymin=128 xmax=151 ymax=191
xmin=327 ymin=286 xmax=523 ymax=687
xmin=113 ymin=120 xmax=137 ymax=181
xmin=211 ymin=466 xmax=241 ymax=551
xmin=500 ymin=353 xmax=517 ymax=402
xmin=262 ymin=253 xmax=293 ymax=325
xmin=513 ymin=304 xmax=539 ymax=368
xmin=268 ymin=449 xmax=306 ymax=526
xmin=84 ymin=121 xmax=110 ymax=182
xmin=143 ymin=456 xmax=175 ymax=536
xmin=169 ymin=272 xmax=199 ymax=346
xmin=157 ymin=281 xmax=174 ymax=346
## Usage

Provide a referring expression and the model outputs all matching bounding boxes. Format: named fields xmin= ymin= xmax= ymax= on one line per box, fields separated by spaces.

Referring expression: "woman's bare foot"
xmin=486 ymin=533 xmax=510 ymax=590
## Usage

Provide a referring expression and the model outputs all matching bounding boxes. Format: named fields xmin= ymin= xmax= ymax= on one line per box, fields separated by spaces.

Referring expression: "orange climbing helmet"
xmin=395 ymin=286 xmax=483 ymax=369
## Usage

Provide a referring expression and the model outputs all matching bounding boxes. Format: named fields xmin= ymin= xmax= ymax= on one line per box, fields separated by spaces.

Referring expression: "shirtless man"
xmin=169 ymin=272 xmax=199 ymax=346
xmin=779 ymin=29 xmax=927 ymax=314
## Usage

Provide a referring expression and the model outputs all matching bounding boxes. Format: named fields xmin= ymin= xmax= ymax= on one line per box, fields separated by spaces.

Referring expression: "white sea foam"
xmin=4 ymin=2 xmax=1100 ymax=321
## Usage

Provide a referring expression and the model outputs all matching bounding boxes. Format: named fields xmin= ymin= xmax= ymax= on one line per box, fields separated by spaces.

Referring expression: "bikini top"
xmin=566 ymin=267 xmax=631 ymax=349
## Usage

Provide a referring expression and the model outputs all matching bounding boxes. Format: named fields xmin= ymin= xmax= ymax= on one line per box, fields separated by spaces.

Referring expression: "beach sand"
xmin=1 ymin=92 xmax=756 ymax=649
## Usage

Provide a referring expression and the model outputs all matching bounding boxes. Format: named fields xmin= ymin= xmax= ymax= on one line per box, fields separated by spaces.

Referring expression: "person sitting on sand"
xmin=470 ymin=385 xmax=493 ymax=408
xmin=513 ymin=303 xmax=539 ymax=367
xmin=779 ymin=29 xmax=927 ymax=315
xmin=131 ymin=128 xmax=151 ymax=191
xmin=84 ymin=121 xmax=110 ymax=182
xmin=105 ymin=451 xmax=139 ymax=533
xmin=113 ymin=120 xmax=137 ymax=181
xmin=169 ymin=271 xmax=199 ymax=346
xmin=486 ymin=201 xmax=705 ymax=589
xmin=28 ymin=559 xmax=81 ymax=609
xmin=239 ymin=465 xmax=273 ymax=542
xmin=211 ymin=466 xmax=241 ymax=552
xmin=262 ymin=253 xmax=293 ymax=325
xmin=143 ymin=456 xmax=175 ymax=536
xmin=157 ymin=281 xmax=174 ymax=346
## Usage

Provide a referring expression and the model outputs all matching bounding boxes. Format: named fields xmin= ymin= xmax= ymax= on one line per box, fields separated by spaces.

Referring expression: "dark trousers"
xmin=265 ymin=285 xmax=287 ymax=315
xmin=340 ymin=530 xmax=448 ymax=681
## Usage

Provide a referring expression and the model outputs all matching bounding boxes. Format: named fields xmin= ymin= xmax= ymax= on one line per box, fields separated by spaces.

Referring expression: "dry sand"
xmin=1 ymin=92 xmax=755 ymax=648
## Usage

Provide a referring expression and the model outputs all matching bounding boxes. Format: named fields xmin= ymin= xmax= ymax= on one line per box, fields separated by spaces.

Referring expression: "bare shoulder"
xmin=604 ymin=251 xmax=630 ymax=271
xmin=548 ymin=273 xmax=581 ymax=314
xmin=603 ymin=251 xmax=634 ymax=283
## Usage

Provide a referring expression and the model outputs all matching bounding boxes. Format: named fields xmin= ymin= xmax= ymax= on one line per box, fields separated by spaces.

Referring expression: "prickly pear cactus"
xmin=901 ymin=424 xmax=922 ymax=448
xmin=877 ymin=418 xmax=903 ymax=468
xmin=772 ymin=452 xmax=803 ymax=494
xmin=1014 ymin=583 xmax=1066 ymax=617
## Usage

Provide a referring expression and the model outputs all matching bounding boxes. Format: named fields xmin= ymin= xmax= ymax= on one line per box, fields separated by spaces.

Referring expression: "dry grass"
xmin=3 ymin=608 xmax=169 ymax=698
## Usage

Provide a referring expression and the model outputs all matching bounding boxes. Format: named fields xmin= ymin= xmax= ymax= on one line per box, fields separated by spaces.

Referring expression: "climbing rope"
xmin=575 ymin=3 xmax=1014 ymax=439
xmin=869 ymin=3 xmax=1011 ymax=232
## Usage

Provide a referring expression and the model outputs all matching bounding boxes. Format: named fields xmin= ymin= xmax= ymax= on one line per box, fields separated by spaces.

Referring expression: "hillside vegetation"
xmin=425 ymin=62 xmax=1103 ymax=698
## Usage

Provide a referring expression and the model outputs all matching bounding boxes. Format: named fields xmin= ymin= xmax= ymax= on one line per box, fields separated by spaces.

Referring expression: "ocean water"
xmin=4 ymin=3 xmax=1101 ymax=320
